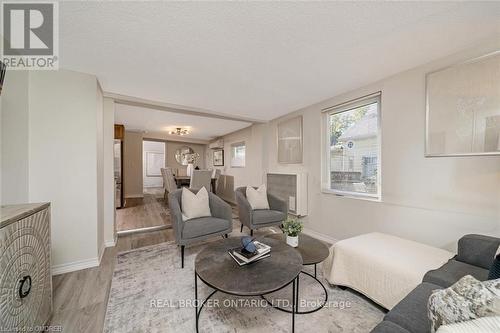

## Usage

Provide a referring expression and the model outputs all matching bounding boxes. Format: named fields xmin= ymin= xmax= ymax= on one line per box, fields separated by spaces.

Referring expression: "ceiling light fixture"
xmin=170 ymin=127 xmax=189 ymax=136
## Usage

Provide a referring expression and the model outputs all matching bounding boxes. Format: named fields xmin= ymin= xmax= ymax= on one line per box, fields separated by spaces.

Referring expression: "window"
xmin=323 ymin=93 xmax=381 ymax=199
xmin=230 ymin=142 xmax=246 ymax=167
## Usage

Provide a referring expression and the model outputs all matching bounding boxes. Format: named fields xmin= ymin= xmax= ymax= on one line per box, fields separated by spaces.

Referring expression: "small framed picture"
xmin=278 ymin=115 xmax=303 ymax=163
xmin=213 ymin=149 xmax=224 ymax=166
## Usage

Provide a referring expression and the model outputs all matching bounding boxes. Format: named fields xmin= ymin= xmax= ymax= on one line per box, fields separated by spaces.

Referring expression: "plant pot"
xmin=286 ymin=235 xmax=299 ymax=247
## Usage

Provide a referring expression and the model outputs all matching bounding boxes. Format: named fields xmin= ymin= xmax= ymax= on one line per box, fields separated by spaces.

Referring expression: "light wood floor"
xmin=116 ymin=187 xmax=171 ymax=232
xmin=48 ymin=229 xmax=176 ymax=333
xmin=47 ymin=204 xmax=279 ymax=333
xmin=48 ymin=204 xmax=240 ymax=333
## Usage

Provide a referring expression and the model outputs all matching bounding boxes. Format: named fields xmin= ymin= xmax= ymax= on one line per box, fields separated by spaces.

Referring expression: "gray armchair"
xmin=168 ymin=188 xmax=233 ymax=268
xmin=235 ymin=187 xmax=288 ymax=236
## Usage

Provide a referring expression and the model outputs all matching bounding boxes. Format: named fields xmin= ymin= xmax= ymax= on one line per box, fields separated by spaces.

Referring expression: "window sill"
xmin=321 ymin=189 xmax=381 ymax=202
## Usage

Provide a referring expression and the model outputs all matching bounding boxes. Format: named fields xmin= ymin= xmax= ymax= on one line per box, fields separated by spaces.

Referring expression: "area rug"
xmin=103 ymin=240 xmax=384 ymax=333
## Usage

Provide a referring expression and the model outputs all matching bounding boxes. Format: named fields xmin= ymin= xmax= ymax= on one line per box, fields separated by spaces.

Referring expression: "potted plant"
xmin=282 ymin=217 xmax=303 ymax=247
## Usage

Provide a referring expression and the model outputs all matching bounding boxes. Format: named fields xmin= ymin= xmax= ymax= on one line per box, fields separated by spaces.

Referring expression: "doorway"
xmin=116 ymin=139 xmax=170 ymax=234
xmin=143 ymin=140 xmax=166 ymax=190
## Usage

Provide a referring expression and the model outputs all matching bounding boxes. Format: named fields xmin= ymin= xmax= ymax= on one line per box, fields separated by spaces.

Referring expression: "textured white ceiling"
xmin=60 ymin=2 xmax=500 ymax=121
xmin=114 ymin=104 xmax=250 ymax=141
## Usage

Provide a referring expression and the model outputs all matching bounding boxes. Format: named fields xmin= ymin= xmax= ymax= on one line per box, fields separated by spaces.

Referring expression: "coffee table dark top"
xmin=264 ymin=233 xmax=330 ymax=265
xmin=195 ymin=237 xmax=302 ymax=296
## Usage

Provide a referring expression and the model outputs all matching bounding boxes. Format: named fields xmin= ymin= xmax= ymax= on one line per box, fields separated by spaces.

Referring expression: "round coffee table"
xmin=194 ymin=237 xmax=303 ymax=333
xmin=263 ymin=233 xmax=330 ymax=314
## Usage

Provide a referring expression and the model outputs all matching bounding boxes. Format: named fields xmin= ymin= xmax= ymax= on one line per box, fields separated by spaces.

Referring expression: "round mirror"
xmin=175 ymin=146 xmax=194 ymax=165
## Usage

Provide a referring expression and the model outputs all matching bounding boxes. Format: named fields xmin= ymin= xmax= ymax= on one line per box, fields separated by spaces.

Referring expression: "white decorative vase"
xmin=186 ymin=163 xmax=194 ymax=177
xmin=286 ymin=235 xmax=299 ymax=247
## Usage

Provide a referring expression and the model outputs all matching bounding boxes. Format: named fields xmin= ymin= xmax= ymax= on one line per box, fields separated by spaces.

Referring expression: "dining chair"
xmin=161 ymin=168 xmax=168 ymax=200
xmin=190 ymin=170 xmax=212 ymax=192
xmin=162 ymin=167 xmax=178 ymax=203
xmin=213 ymin=169 xmax=222 ymax=192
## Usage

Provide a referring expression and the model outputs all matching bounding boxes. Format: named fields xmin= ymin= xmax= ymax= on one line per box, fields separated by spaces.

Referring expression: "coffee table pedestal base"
xmin=261 ymin=264 xmax=328 ymax=315
xmin=195 ymin=271 xmax=298 ymax=333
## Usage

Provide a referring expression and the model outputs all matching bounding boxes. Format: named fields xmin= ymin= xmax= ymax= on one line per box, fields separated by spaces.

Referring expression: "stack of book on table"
xmin=228 ymin=241 xmax=271 ymax=266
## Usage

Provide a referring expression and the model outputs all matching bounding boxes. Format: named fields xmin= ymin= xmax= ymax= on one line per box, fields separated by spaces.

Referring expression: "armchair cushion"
xmin=181 ymin=187 xmax=211 ymax=221
xmin=253 ymin=209 xmax=286 ymax=225
xmin=182 ymin=217 xmax=231 ymax=239
xmin=246 ymin=184 xmax=270 ymax=210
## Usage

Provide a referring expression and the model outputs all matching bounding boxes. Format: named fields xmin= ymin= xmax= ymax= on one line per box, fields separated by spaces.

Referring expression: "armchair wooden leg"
xmin=240 ymin=224 xmax=243 ymax=233
xmin=250 ymin=229 xmax=253 ymax=236
xmin=181 ymin=245 xmax=185 ymax=268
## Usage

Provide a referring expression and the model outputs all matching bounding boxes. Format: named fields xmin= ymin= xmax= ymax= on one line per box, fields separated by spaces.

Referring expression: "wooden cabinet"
xmin=0 ymin=203 xmax=52 ymax=330
xmin=114 ymin=124 xmax=124 ymax=140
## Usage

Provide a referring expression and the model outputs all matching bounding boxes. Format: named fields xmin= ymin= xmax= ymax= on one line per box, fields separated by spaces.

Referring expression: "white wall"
xmin=122 ymin=132 xmax=206 ymax=194
xmin=208 ymin=124 xmax=268 ymax=202
xmin=266 ymin=40 xmax=500 ymax=251
xmin=217 ymin=40 xmax=500 ymax=250
xmin=96 ymin=84 xmax=104 ymax=259
xmin=164 ymin=140 xmax=206 ymax=174
xmin=1 ymin=71 xmax=30 ymax=204
xmin=142 ymin=132 xmax=208 ymax=175
xmin=1 ymin=69 xmax=108 ymax=273
xmin=103 ymin=98 xmax=116 ymax=246
xmin=27 ymin=70 xmax=103 ymax=269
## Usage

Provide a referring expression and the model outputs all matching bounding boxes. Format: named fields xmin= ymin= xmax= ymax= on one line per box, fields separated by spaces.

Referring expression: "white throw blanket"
xmin=436 ymin=316 xmax=500 ymax=333
xmin=322 ymin=232 xmax=454 ymax=309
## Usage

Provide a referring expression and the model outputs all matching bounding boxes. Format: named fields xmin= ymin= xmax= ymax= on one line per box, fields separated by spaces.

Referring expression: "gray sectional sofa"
xmin=371 ymin=234 xmax=500 ymax=333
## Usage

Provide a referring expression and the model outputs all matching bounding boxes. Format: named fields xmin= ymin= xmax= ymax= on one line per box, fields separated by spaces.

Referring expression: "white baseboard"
xmin=99 ymin=242 xmax=106 ymax=263
xmin=52 ymin=257 xmax=99 ymax=275
xmin=52 ymin=239 xmax=115 ymax=276
xmin=125 ymin=194 xmax=144 ymax=199
xmin=303 ymin=228 xmax=338 ymax=245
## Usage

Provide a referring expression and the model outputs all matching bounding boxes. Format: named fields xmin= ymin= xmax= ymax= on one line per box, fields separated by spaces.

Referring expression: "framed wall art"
xmin=277 ymin=115 xmax=303 ymax=163
xmin=425 ymin=51 xmax=500 ymax=156
xmin=213 ymin=149 xmax=224 ymax=166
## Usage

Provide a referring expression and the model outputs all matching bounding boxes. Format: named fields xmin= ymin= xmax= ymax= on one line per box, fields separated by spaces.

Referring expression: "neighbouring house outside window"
xmin=324 ymin=93 xmax=381 ymax=199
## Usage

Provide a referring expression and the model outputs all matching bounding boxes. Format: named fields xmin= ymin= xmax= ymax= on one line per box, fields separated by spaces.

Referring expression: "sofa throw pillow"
xmin=246 ymin=185 xmax=270 ymax=210
xmin=181 ymin=187 xmax=211 ymax=221
xmin=428 ymin=275 xmax=500 ymax=333
xmin=489 ymin=254 xmax=500 ymax=280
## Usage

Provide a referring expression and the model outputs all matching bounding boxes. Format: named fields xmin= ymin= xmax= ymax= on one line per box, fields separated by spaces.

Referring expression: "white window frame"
xmin=230 ymin=141 xmax=246 ymax=168
xmin=321 ymin=92 xmax=382 ymax=201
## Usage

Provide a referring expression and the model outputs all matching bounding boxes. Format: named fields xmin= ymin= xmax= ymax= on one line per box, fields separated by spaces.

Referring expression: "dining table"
xmin=174 ymin=175 xmax=218 ymax=194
